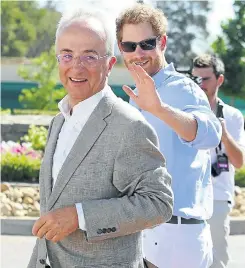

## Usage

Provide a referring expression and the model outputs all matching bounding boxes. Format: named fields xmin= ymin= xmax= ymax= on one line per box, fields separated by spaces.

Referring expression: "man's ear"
xmin=159 ymin=35 xmax=167 ymax=51
xmin=217 ymin=74 xmax=224 ymax=87
xmin=107 ymin=56 xmax=117 ymax=76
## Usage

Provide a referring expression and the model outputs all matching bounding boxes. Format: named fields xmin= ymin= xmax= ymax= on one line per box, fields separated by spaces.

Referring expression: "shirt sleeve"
xmin=75 ymin=203 xmax=87 ymax=230
xmin=178 ymin=82 xmax=222 ymax=150
xmin=229 ymin=109 xmax=245 ymax=149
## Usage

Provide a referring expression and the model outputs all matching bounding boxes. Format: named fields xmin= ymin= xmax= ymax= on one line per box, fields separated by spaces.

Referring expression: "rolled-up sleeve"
xmin=178 ymin=81 xmax=222 ymax=149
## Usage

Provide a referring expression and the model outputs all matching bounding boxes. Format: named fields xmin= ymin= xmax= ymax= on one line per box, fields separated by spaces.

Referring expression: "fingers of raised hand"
xmin=133 ymin=64 xmax=152 ymax=81
xmin=128 ymin=63 xmax=151 ymax=83
xmin=122 ymin=85 xmax=137 ymax=100
xmin=128 ymin=64 xmax=140 ymax=84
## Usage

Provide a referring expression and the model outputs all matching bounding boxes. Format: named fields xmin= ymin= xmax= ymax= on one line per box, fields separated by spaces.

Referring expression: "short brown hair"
xmin=193 ymin=54 xmax=225 ymax=78
xmin=116 ymin=3 xmax=168 ymax=42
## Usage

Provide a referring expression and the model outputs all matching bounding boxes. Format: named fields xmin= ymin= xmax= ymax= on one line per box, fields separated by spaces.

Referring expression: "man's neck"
xmin=162 ymin=57 xmax=168 ymax=68
xmin=209 ymin=97 xmax=218 ymax=112
xmin=151 ymin=58 xmax=168 ymax=77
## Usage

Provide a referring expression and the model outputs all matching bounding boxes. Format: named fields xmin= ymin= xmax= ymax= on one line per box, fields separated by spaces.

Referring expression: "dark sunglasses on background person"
xmin=120 ymin=36 xmax=161 ymax=52
xmin=186 ymin=73 xmax=203 ymax=86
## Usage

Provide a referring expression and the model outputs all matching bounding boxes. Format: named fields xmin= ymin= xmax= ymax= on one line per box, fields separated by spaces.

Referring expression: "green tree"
xmin=18 ymin=46 xmax=66 ymax=110
xmin=1 ymin=0 xmax=38 ymax=57
xmin=26 ymin=1 xmax=61 ymax=57
xmin=1 ymin=0 xmax=61 ymax=57
xmin=212 ymin=1 xmax=245 ymax=100
xmin=156 ymin=1 xmax=211 ymax=67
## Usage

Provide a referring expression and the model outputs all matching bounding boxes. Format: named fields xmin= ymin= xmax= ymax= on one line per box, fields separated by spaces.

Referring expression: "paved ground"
xmin=1 ymin=235 xmax=245 ymax=268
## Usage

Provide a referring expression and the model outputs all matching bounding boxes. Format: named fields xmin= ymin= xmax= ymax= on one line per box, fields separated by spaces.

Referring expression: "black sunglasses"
xmin=120 ymin=36 xmax=160 ymax=53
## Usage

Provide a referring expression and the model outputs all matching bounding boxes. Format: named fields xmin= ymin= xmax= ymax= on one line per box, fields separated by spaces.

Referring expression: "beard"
xmin=123 ymin=56 xmax=163 ymax=77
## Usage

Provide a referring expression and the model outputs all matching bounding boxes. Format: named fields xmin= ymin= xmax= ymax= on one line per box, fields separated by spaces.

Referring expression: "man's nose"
xmin=72 ymin=58 xmax=86 ymax=69
xmin=134 ymin=45 xmax=146 ymax=56
xmin=200 ymin=79 xmax=206 ymax=88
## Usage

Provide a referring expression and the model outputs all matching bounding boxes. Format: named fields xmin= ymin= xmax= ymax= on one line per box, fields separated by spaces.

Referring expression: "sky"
xmin=39 ymin=0 xmax=235 ymax=53
xmin=55 ymin=0 xmax=235 ymax=33
xmin=207 ymin=0 xmax=234 ymax=43
xmin=195 ymin=0 xmax=234 ymax=53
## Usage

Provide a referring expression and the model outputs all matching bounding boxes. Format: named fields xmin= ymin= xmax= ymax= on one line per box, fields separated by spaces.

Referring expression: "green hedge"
xmin=12 ymin=109 xmax=59 ymax=115
xmin=235 ymin=166 xmax=245 ymax=187
xmin=0 ymin=108 xmax=59 ymax=115
xmin=1 ymin=152 xmax=41 ymax=183
xmin=21 ymin=125 xmax=48 ymax=151
xmin=1 ymin=151 xmax=244 ymax=185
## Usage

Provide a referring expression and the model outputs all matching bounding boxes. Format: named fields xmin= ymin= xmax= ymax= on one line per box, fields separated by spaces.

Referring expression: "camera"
xmin=212 ymin=153 xmax=229 ymax=177
xmin=211 ymin=102 xmax=229 ymax=177
xmin=211 ymin=162 xmax=222 ymax=177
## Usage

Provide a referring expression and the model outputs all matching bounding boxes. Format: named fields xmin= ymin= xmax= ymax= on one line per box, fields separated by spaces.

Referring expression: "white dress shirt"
xmin=52 ymin=88 xmax=106 ymax=230
xmin=211 ymin=99 xmax=245 ymax=203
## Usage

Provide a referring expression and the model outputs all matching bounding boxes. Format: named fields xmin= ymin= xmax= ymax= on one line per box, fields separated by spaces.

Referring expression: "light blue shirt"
xmin=130 ymin=63 xmax=222 ymax=220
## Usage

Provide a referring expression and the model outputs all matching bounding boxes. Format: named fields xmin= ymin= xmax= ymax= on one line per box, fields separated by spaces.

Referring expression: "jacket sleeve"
xmin=82 ymin=120 xmax=173 ymax=242
xmin=27 ymin=239 xmax=38 ymax=268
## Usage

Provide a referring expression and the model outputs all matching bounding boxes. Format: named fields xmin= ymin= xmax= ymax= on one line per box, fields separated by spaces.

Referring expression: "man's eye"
xmin=63 ymin=54 xmax=73 ymax=60
xmin=85 ymin=55 xmax=97 ymax=61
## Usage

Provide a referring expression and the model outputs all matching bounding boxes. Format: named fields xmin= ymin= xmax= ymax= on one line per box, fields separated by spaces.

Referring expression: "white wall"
xmin=1 ymin=63 xmax=134 ymax=86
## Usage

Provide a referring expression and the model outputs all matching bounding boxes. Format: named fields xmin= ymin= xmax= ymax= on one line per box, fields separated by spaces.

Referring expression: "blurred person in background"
xmin=192 ymin=53 xmax=245 ymax=268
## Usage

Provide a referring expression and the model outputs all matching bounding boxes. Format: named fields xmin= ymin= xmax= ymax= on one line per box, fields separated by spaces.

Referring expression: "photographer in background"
xmin=192 ymin=54 xmax=245 ymax=268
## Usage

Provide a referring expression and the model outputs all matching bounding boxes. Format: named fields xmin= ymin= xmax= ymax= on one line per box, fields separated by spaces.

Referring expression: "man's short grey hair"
xmin=55 ymin=7 xmax=115 ymax=56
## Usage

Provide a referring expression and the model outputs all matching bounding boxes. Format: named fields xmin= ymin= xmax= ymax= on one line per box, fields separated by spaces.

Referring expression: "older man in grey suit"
xmin=28 ymin=7 xmax=173 ymax=268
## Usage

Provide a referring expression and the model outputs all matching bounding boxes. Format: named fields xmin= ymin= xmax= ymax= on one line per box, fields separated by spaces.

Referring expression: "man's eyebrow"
xmin=59 ymin=49 xmax=99 ymax=55
xmin=60 ymin=49 xmax=73 ymax=53
xmin=83 ymin=49 xmax=99 ymax=55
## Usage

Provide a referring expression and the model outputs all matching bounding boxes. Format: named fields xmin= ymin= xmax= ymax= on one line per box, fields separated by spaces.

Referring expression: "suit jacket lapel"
xmin=48 ymin=92 xmax=117 ymax=210
xmin=42 ymin=114 xmax=64 ymax=201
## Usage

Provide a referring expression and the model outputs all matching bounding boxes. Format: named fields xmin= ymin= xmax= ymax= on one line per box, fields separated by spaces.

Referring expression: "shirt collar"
xmin=58 ymin=95 xmax=70 ymax=120
xmin=217 ymin=98 xmax=225 ymax=106
xmin=152 ymin=63 xmax=176 ymax=89
xmin=58 ymin=86 xmax=108 ymax=121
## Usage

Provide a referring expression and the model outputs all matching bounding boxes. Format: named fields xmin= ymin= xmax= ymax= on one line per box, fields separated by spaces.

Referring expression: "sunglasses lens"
xmin=121 ymin=37 xmax=159 ymax=52
xmin=121 ymin=42 xmax=137 ymax=52
xmin=140 ymin=38 xmax=157 ymax=50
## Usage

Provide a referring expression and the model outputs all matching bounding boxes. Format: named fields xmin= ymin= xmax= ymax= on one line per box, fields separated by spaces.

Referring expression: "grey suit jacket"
xmin=28 ymin=88 xmax=173 ymax=268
